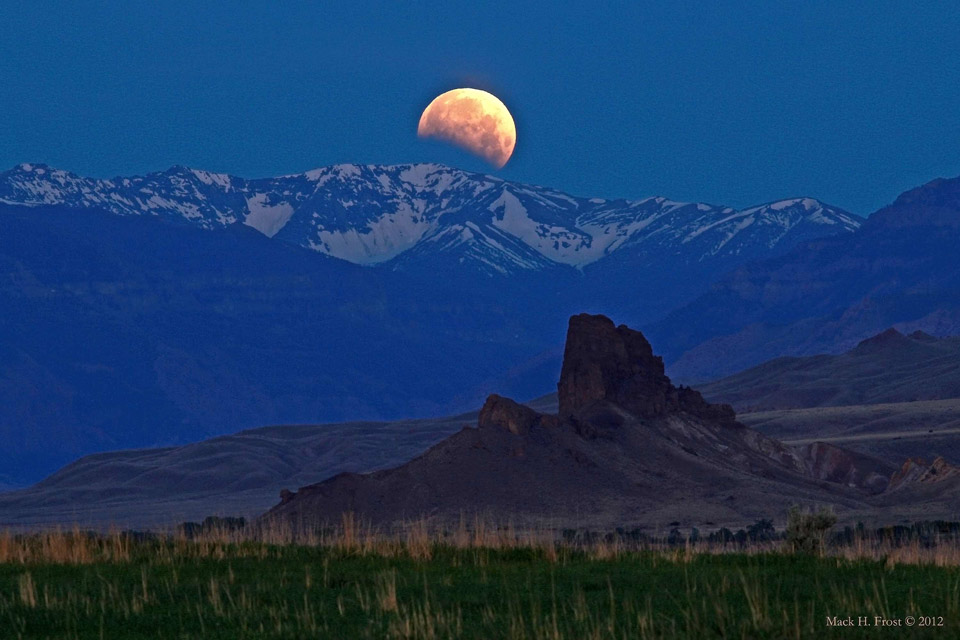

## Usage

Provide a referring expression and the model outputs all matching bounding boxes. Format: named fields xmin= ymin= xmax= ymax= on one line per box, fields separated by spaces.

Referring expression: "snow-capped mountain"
xmin=0 ymin=163 xmax=861 ymax=275
xmin=0 ymin=163 xmax=891 ymax=486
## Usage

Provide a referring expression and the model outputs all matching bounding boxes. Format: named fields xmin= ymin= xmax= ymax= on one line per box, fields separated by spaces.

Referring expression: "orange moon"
xmin=417 ymin=88 xmax=516 ymax=169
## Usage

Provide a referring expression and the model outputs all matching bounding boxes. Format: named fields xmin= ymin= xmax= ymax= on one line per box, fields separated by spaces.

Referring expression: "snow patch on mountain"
xmin=488 ymin=189 xmax=592 ymax=265
xmin=309 ymin=201 xmax=434 ymax=264
xmin=190 ymin=170 xmax=232 ymax=189
xmin=0 ymin=162 xmax=863 ymax=274
xmin=244 ymin=194 xmax=296 ymax=237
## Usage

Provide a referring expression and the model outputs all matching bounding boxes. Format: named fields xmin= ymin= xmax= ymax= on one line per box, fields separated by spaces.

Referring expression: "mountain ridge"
xmin=699 ymin=328 xmax=960 ymax=412
xmin=0 ymin=162 xmax=861 ymax=276
xmin=0 ymin=163 xmax=877 ymax=486
xmin=651 ymin=174 xmax=960 ymax=382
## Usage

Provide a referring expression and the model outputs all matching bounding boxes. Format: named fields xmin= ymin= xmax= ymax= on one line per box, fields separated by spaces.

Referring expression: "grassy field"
xmin=0 ymin=525 xmax=958 ymax=639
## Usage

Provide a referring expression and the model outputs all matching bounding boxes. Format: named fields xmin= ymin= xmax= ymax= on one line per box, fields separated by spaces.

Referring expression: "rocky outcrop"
xmin=478 ymin=394 xmax=558 ymax=435
xmin=557 ymin=314 xmax=736 ymax=425
xmin=796 ymin=442 xmax=893 ymax=495
xmin=260 ymin=313 xmax=957 ymax=531
xmin=888 ymin=456 xmax=960 ymax=491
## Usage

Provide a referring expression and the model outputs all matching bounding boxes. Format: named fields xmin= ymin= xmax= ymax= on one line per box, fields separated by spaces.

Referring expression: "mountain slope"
xmin=699 ymin=329 xmax=960 ymax=411
xmin=262 ymin=315 xmax=901 ymax=531
xmin=9 ymin=315 xmax=959 ymax=531
xmin=0 ymin=163 xmax=860 ymax=278
xmin=0 ymin=163 xmax=864 ymax=484
xmin=651 ymin=175 xmax=960 ymax=382
xmin=0 ymin=203 xmax=567 ymax=483
xmin=0 ymin=412 xmax=474 ymax=528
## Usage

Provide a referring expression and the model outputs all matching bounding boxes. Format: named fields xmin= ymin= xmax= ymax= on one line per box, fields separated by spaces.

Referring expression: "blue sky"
xmin=1 ymin=1 xmax=959 ymax=214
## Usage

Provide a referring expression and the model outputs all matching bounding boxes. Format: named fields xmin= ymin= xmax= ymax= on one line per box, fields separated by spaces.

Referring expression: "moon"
xmin=418 ymin=88 xmax=516 ymax=169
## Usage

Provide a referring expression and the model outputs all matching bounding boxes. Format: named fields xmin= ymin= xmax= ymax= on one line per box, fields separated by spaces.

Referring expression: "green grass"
xmin=1 ymin=535 xmax=958 ymax=639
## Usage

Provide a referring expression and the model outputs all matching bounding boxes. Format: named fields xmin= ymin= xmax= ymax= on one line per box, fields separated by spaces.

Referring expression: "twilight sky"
xmin=1 ymin=1 xmax=959 ymax=215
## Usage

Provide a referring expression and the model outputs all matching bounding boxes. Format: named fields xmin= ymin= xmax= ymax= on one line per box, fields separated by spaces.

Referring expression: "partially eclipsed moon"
xmin=418 ymin=88 xmax=516 ymax=169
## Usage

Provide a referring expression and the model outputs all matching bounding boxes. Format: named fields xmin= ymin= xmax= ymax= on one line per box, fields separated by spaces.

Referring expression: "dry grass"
xmin=5 ymin=515 xmax=960 ymax=568
xmin=2 ymin=519 xmax=960 ymax=639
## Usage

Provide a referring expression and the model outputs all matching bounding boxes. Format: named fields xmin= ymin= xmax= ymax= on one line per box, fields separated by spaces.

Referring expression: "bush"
xmin=786 ymin=506 xmax=836 ymax=554
xmin=747 ymin=518 xmax=776 ymax=542
xmin=177 ymin=516 xmax=246 ymax=539
xmin=708 ymin=527 xmax=734 ymax=544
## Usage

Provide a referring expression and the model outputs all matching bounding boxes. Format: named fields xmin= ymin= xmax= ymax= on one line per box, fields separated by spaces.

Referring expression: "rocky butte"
xmin=261 ymin=314 xmax=958 ymax=531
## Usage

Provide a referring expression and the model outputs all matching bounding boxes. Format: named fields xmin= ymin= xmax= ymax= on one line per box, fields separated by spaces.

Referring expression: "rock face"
xmin=888 ymin=456 xmax=960 ymax=491
xmin=260 ymin=313 xmax=959 ymax=531
xmin=478 ymin=394 xmax=558 ymax=435
xmin=795 ymin=442 xmax=893 ymax=495
xmin=557 ymin=314 xmax=736 ymax=425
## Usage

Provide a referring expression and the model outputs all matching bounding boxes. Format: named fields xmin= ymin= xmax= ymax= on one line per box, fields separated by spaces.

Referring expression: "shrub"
xmin=708 ymin=527 xmax=734 ymax=543
xmin=747 ymin=518 xmax=776 ymax=542
xmin=667 ymin=528 xmax=683 ymax=545
xmin=786 ymin=506 xmax=836 ymax=554
xmin=177 ymin=516 xmax=246 ymax=539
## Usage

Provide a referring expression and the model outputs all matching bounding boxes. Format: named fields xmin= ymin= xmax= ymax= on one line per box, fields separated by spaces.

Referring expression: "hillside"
xmin=0 ymin=413 xmax=472 ymax=528
xmin=0 ymin=164 xmax=860 ymax=484
xmin=0 ymin=203 xmax=570 ymax=483
xmin=739 ymin=400 xmax=960 ymax=468
xmin=699 ymin=328 xmax=960 ymax=411
xmin=650 ymin=175 xmax=960 ymax=382
xmin=8 ymin=315 xmax=960 ymax=531
xmin=697 ymin=329 xmax=960 ymax=471
xmin=263 ymin=315 xmax=913 ymax=531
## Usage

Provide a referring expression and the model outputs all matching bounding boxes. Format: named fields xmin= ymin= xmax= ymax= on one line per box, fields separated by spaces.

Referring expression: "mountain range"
xmin=0 ymin=163 xmax=862 ymax=485
xmin=651 ymin=175 xmax=960 ymax=382
xmin=0 ymin=162 xmax=859 ymax=277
